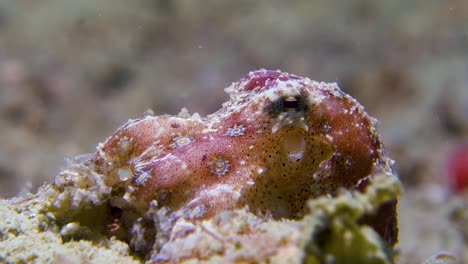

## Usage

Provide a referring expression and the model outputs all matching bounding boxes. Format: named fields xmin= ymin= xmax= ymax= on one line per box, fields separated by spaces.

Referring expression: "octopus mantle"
xmin=87 ymin=69 xmax=397 ymax=259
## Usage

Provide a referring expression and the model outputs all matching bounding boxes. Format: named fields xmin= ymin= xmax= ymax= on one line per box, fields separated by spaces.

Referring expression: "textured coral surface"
xmin=0 ymin=173 xmax=401 ymax=264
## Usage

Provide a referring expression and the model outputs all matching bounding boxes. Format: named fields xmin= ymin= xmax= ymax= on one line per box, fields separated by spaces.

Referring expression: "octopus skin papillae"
xmin=93 ymin=69 xmax=396 ymax=245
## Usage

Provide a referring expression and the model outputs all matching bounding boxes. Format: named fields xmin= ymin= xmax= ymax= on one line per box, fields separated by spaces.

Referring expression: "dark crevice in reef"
xmin=55 ymin=203 xmax=114 ymax=242
xmin=52 ymin=199 xmax=156 ymax=261
xmin=358 ymin=199 xmax=399 ymax=246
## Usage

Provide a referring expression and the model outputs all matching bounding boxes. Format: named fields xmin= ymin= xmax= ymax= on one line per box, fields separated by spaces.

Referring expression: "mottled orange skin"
xmin=93 ymin=70 xmax=392 ymax=221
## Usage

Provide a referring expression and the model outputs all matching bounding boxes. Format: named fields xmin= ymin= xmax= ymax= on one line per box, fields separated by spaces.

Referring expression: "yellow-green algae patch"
xmin=0 ymin=173 xmax=400 ymax=263
xmin=0 ymin=197 xmax=139 ymax=264
xmin=149 ymin=173 xmax=401 ymax=263
xmin=302 ymin=174 xmax=401 ymax=264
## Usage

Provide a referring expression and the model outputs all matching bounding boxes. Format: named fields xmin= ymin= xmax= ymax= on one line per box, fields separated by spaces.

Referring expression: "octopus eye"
xmin=267 ymin=95 xmax=306 ymax=117
xmin=283 ymin=96 xmax=299 ymax=109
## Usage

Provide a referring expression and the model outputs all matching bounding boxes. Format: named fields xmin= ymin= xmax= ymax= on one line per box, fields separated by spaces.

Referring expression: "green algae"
xmin=0 ymin=169 xmax=401 ymax=263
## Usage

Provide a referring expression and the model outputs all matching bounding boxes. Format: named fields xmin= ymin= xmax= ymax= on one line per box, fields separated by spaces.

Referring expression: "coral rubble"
xmin=0 ymin=70 xmax=401 ymax=263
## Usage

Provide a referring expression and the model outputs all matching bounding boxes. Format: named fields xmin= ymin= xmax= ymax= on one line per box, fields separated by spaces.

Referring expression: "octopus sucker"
xmin=87 ymin=69 xmax=398 ymax=260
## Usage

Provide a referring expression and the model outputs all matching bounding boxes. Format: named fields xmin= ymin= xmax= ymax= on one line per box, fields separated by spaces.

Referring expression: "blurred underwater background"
xmin=0 ymin=1 xmax=467 ymax=262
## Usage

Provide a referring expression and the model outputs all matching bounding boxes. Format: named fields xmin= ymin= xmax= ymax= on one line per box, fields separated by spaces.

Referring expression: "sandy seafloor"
xmin=0 ymin=1 xmax=467 ymax=263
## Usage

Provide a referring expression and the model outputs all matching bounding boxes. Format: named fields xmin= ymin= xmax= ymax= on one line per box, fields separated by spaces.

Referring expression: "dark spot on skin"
xmin=201 ymin=154 xmax=207 ymax=161
xmin=158 ymin=191 xmax=171 ymax=204
xmin=171 ymin=123 xmax=180 ymax=128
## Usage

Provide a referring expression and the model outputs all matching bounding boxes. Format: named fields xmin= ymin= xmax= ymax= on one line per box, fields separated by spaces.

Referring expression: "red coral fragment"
xmin=447 ymin=144 xmax=468 ymax=192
